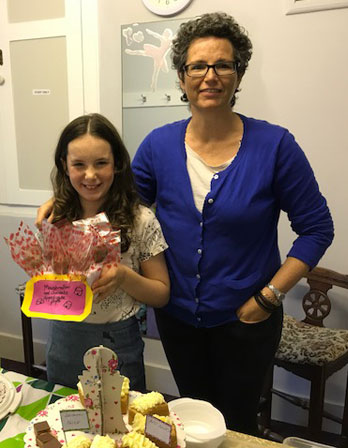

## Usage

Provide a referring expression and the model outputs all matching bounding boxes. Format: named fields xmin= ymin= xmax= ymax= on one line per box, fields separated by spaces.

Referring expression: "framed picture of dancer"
xmin=121 ymin=18 xmax=190 ymax=159
xmin=284 ymin=0 xmax=348 ymax=14
xmin=121 ymin=18 xmax=186 ymax=107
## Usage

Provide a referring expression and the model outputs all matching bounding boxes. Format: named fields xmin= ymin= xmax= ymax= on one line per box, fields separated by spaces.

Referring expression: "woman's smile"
xmin=200 ymin=88 xmax=223 ymax=95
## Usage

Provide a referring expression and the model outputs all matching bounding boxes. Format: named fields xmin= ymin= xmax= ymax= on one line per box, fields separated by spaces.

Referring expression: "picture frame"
xmin=284 ymin=0 xmax=348 ymax=14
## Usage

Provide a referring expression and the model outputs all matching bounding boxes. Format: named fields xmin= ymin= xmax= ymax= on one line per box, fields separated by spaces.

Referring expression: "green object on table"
xmin=54 ymin=387 xmax=77 ymax=397
xmin=29 ymin=380 xmax=55 ymax=392
xmin=0 ymin=369 xmax=77 ymax=447
xmin=0 ymin=432 xmax=25 ymax=448
xmin=16 ymin=395 xmax=50 ymax=421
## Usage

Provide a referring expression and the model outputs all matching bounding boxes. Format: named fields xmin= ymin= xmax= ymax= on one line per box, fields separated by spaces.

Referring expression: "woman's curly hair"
xmin=171 ymin=12 xmax=253 ymax=107
xmin=51 ymin=113 xmax=139 ymax=253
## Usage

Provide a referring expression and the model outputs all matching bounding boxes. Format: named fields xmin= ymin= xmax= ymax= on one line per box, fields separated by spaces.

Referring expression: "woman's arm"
xmin=237 ymin=130 xmax=333 ymax=323
xmin=91 ymin=252 xmax=170 ymax=308
xmin=35 ymin=197 xmax=55 ymax=228
xmin=237 ymin=256 xmax=309 ymax=323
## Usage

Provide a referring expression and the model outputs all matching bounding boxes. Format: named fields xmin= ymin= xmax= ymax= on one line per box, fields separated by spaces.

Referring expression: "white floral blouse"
xmin=85 ymin=205 xmax=168 ymax=324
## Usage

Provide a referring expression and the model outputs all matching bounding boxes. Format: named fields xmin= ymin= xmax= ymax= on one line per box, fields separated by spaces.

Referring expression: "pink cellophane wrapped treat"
xmin=5 ymin=213 xmax=120 ymax=285
xmin=4 ymin=221 xmax=45 ymax=277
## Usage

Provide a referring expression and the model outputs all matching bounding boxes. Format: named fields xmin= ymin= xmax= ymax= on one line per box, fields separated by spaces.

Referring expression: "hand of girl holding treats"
xmin=92 ymin=253 xmax=169 ymax=307
xmin=44 ymin=113 xmax=170 ymax=392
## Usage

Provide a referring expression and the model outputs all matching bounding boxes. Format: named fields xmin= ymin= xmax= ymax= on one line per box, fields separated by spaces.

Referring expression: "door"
xmin=0 ymin=0 xmax=85 ymax=205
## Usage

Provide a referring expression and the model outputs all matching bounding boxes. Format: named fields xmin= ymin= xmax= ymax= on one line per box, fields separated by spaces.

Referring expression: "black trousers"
xmin=155 ymin=307 xmax=283 ymax=436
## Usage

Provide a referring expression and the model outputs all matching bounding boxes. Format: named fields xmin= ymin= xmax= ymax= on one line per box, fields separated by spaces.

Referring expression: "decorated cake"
xmin=33 ymin=421 xmax=62 ymax=448
xmin=122 ymin=431 xmax=158 ymax=448
xmin=128 ymin=392 xmax=169 ymax=425
xmin=132 ymin=413 xmax=177 ymax=448
xmin=90 ymin=435 xmax=116 ymax=448
xmin=62 ymin=436 xmax=91 ymax=448
xmin=24 ymin=346 xmax=185 ymax=448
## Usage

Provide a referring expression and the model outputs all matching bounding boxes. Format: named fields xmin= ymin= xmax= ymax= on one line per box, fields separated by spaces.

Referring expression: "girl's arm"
xmin=91 ymin=252 xmax=170 ymax=308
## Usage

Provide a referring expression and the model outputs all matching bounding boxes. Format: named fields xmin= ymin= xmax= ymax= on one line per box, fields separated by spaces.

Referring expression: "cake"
xmin=62 ymin=435 xmax=91 ymax=448
xmin=128 ymin=392 xmax=169 ymax=425
xmin=26 ymin=389 xmax=182 ymax=448
xmin=77 ymin=382 xmax=85 ymax=406
xmin=34 ymin=421 xmax=51 ymax=437
xmin=26 ymin=348 xmax=184 ymax=448
xmin=90 ymin=435 xmax=116 ymax=448
xmin=122 ymin=431 xmax=158 ymax=448
xmin=121 ymin=376 xmax=130 ymax=414
xmin=36 ymin=432 xmax=62 ymax=448
xmin=33 ymin=421 xmax=62 ymax=448
xmin=132 ymin=413 xmax=177 ymax=448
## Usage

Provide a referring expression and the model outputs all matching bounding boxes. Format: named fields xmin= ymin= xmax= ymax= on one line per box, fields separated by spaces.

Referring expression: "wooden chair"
xmin=17 ymin=284 xmax=47 ymax=379
xmin=261 ymin=267 xmax=348 ymax=447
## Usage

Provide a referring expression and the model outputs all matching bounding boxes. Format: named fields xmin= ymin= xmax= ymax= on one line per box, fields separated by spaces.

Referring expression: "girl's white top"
xmin=85 ymin=205 xmax=168 ymax=324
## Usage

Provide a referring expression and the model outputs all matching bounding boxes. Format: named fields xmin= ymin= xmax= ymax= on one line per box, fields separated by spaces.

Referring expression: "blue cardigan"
xmin=132 ymin=114 xmax=334 ymax=327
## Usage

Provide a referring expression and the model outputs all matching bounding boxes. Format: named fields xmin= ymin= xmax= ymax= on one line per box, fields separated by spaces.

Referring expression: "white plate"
xmin=0 ymin=373 xmax=22 ymax=420
xmin=24 ymin=393 xmax=186 ymax=447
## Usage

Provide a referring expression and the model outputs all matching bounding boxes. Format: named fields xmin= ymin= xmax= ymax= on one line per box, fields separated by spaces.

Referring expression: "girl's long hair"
xmin=51 ymin=113 xmax=139 ymax=252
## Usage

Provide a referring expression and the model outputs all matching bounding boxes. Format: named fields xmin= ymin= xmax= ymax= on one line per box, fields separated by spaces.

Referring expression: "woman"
xmin=130 ymin=12 xmax=333 ymax=435
xmin=37 ymin=12 xmax=334 ymax=436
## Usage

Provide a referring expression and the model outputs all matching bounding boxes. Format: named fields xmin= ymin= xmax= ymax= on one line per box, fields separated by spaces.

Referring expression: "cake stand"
xmin=0 ymin=372 xmax=22 ymax=420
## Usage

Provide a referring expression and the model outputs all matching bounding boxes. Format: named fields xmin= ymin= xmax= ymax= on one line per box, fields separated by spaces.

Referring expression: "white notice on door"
xmin=32 ymin=89 xmax=51 ymax=95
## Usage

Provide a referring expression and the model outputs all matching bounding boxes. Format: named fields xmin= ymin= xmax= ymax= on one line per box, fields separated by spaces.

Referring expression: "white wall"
xmin=1 ymin=0 xmax=347 ymax=433
xmin=97 ymin=0 xmax=348 ymax=432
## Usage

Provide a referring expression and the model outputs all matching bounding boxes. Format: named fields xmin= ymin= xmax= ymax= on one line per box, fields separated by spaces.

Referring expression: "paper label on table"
xmin=145 ymin=415 xmax=171 ymax=444
xmin=21 ymin=274 xmax=93 ymax=321
xmin=60 ymin=409 xmax=90 ymax=431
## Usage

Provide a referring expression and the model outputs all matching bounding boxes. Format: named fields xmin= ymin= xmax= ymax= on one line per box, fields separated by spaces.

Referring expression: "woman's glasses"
xmin=184 ymin=61 xmax=237 ymax=78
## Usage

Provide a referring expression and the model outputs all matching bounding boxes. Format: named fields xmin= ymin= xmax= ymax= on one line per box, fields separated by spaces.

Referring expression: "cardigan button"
xmin=208 ymin=198 xmax=214 ymax=204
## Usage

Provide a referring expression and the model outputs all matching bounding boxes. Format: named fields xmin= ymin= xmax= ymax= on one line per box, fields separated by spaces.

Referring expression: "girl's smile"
xmin=65 ymin=134 xmax=115 ymax=218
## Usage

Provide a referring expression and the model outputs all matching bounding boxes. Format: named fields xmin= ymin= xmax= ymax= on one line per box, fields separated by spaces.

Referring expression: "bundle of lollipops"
xmin=5 ymin=213 xmax=121 ymax=284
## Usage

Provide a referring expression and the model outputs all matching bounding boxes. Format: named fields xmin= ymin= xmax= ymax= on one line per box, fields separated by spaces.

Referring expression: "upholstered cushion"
xmin=276 ymin=314 xmax=348 ymax=365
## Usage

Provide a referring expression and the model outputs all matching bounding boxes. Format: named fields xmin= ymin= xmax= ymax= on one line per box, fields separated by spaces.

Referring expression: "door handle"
xmin=0 ymin=49 xmax=4 ymax=85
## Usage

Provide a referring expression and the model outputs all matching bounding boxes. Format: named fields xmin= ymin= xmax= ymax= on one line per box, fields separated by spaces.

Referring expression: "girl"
xmin=46 ymin=113 xmax=170 ymax=391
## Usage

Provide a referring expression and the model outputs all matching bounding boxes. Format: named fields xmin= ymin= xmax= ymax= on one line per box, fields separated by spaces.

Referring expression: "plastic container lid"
xmin=283 ymin=437 xmax=335 ymax=448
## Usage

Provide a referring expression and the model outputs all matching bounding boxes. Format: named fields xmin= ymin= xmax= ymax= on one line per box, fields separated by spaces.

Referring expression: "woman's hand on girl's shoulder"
xmin=91 ymin=263 xmax=126 ymax=303
xmin=35 ymin=197 xmax=55 ymax=229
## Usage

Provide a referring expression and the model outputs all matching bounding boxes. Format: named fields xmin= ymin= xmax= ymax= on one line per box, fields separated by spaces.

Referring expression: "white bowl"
xmin=169 ymin=398 xmax=226 ymax=448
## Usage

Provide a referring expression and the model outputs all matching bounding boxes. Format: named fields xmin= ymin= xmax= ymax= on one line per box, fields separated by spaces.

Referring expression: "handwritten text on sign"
xmin=145 ymin=415 xmax=171 ymax=445
xmin=60 ymin=409 xmax=90 ymax=431
xmin=30 ymin=280 xmax=87 ymax=315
